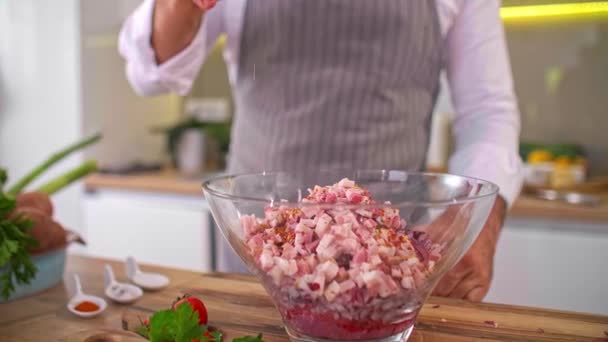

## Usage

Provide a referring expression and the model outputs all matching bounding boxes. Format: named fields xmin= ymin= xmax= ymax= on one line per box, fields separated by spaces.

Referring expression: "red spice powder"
xmin=74 ymin=300 xmax=100 ymax=312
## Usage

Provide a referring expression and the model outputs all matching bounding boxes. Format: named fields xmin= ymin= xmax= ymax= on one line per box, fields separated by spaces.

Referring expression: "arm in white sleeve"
xmin=118 ymin=0 xmax=224 ymax=96
xmin=446 ymin=0 xmax=524 ymax=207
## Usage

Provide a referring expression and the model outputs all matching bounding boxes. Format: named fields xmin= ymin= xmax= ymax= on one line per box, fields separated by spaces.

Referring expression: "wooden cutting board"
xmin=64 ymin=329 xmax=146 ymax=342
xmin=115 ymin=277 xmax=608 ymax=342
xmin=2 ymin=256 xmax=606 ymax=342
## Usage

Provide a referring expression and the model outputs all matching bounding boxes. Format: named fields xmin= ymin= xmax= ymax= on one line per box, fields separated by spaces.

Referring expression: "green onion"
xmin=36 ymin=160 xmax=98 ymax=195
xmin=7 ymin=133 xmax=101 ymax=195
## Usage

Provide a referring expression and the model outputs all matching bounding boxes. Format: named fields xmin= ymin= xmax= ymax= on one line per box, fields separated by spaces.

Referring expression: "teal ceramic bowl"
xmin=0 ymin=248 xmax=66 ymax=303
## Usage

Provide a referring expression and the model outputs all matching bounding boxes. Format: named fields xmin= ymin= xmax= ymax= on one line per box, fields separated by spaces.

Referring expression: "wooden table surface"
xmin=84 ymin=171 xmax=608 ymax=222
xmin=0 ymin=255 xmax=606 ymax=342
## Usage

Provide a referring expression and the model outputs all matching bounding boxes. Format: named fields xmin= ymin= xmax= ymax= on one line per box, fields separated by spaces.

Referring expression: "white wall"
xmin=0 ymin=0 xmax=84 ymax=232
xmin=0 ymin=0 xmax=182 ymax=238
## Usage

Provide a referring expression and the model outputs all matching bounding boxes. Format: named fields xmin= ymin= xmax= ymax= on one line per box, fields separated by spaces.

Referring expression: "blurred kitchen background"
xmin=1 ymin=0 xmax=607 ymax=315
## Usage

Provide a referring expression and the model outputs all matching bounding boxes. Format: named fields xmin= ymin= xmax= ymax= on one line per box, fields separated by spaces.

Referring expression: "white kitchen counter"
xmin=84 ymin=170 xmax=608 ymax=222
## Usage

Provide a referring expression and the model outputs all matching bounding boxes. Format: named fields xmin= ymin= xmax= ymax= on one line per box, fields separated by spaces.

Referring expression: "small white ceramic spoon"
xmin=104 ymin=264 xmax=144 ymax=304
xmin=125 ymin=256 xmax=170 ymax=291
xmin=67 ymin=274 xmax=107 ymax=318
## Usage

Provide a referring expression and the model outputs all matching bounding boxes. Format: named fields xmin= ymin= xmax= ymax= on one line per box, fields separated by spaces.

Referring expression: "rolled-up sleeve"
xmin=118 ymin=0 xmax=223 ymax=96
xmin=446 ymin=0 xmax=524 ymax=207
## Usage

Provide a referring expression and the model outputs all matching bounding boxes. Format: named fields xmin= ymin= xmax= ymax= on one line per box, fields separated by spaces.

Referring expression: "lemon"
xmin=527 ymin=150 xmax=553 ymax=164
xmin=554 ymin=155 xmax=572 ymax=167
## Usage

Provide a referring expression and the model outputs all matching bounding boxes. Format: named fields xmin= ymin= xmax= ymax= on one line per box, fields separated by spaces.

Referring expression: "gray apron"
xmin=218 ymin=0 xmax=444 ymax=273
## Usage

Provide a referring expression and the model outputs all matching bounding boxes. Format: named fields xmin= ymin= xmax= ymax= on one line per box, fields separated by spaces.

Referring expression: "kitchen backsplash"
xmin=506 ymin=20 xmax=608 ymax=175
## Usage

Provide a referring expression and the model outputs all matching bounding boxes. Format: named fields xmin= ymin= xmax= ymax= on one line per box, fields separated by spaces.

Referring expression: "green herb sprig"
xmin=0 ymin=133 xmax=101 ymax=299
xmin=139 ymin=304 xmax=224 ymax=342
xmin=139 ymin=304 xmax=263 ymax=342
xmin=0 ymin=184 xmax=38 ymax=299
xmin=7 ymin=133 xmax=101 ymax=196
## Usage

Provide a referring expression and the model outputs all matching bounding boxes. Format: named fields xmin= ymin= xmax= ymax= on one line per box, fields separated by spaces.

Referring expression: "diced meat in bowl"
xmin=241 ymin=179 xmax=444 ymax=340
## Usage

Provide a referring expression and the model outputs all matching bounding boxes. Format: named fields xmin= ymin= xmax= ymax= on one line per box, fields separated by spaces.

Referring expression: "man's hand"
xmin=192 ymin=0 xmax=218 ymax=10
xmin=432 ymin=196 xmax=507 ymax=302
xmin=152 ymin=0 xmax=219 ymax=64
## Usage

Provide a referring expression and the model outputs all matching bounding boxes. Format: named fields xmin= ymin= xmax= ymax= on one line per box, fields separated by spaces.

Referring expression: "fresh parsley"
xmin=173 ymin=303 xmax=208 ymax=342
xmin=0 ymin=169 xmax=6 ymax=192
xmin=145 ymin=305 xmax=199 ymax=342
xmin=209 ymin=330 xmax=224 ymax=342
xmin=140 ymin=304 xmax=225 ymax=342
xmin=0 ymin=135 xmax=101 ymax=299
xmin=139 ymin=303 xmax=263 ymax=342
xmin=0 ymin=180 xmax=38 ymax=300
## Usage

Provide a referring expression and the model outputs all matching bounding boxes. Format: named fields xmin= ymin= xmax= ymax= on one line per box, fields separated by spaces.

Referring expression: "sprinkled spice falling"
xmin=74 ymin=300 xmax=100 ymax=312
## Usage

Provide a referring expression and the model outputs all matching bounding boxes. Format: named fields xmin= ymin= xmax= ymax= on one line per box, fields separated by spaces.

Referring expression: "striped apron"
xmin=219 ymin=0 xmax=444 ymax=272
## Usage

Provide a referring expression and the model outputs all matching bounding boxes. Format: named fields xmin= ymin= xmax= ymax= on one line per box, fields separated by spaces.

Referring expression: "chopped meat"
xmin=335 ymin=253 xmax=353 ymax=269
xmin=241 ymin=178 xmax=443 ymax=329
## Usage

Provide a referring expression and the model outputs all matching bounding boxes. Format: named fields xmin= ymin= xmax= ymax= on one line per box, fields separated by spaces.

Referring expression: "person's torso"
xmin=228 ymin=0 xmax=444 ymax=174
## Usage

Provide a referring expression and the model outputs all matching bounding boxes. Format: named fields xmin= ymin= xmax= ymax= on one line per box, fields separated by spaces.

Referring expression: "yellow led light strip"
xmin=500 ymin=2 xmax=608 ymax=21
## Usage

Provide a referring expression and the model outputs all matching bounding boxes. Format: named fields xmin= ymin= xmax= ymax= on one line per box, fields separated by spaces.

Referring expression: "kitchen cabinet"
xmin=485 ymin=216 xmax=608 ymax=316
xmin=78 ymin=189 xmax=214 ymax=273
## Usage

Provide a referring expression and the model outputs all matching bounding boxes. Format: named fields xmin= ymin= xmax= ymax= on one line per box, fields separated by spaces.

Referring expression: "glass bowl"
xmin=203 ymin=170 xmax=498 ymax=341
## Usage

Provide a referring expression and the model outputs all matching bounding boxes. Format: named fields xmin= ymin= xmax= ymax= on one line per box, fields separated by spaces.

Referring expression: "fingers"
xmin=442 ymin=252 xmax=492 ymax=301
xmin=448 ymin=272 xmax=488 ymax=301
xmin=434 ymin=270 xmax=489 ymax=302
xmin=432 ymin=278 xmax=459 ymax=297
xmin=432 ymin=265 xmax=472 ymax=297
xmin=192 ymin=0 xmax=218 ymax=11
xmin=416 ymin=202 xmax=473 ymax=243
xmin=465 ymin=286 xmax=489 ymax=302
xmin=432 ymin=244 xmax=492 ymax=300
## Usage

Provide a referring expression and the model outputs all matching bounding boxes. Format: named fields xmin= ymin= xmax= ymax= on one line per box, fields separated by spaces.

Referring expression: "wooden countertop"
xmin=0 ymin=255 xmax=606 ymax=341
xmin=84 ymin=171 xmax=608 ymax=222
xmin=85 ymin=170 xmax=207 ymax=197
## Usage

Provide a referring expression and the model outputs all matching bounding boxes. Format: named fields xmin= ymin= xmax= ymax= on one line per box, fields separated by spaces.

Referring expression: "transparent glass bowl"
xmin=203 ymin=170 xmax=498 ymax=341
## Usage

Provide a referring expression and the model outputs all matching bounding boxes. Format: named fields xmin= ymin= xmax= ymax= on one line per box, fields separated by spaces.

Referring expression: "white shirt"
xmin=118 ymin=0 xmax=524 ymax=207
